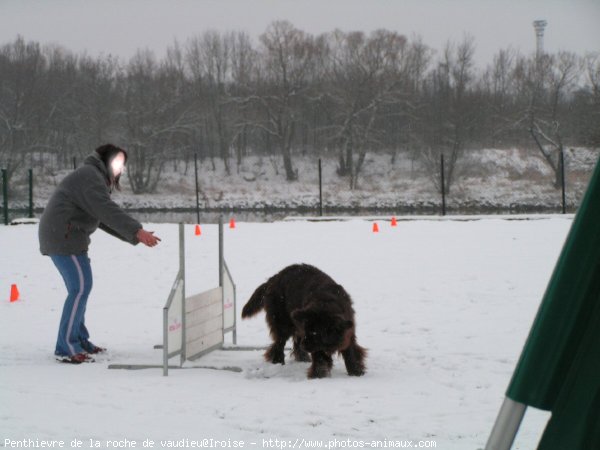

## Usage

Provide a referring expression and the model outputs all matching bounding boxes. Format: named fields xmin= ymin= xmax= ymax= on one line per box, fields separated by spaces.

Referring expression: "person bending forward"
xmin=39 ymin=144 xmax=160 ymax=364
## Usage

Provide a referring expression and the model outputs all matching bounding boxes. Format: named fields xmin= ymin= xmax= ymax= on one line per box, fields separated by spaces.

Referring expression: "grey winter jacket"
xmin=39 ymin=152 xmax=142 ymax=255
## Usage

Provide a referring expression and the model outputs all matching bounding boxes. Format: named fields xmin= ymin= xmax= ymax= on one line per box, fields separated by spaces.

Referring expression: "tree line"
xmin=1 ymin=21 xmax=599 ymax=193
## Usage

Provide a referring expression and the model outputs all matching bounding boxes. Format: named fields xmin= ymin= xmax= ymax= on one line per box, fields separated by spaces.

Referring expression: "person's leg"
xmin=75 ymin=255 xmax=99 ymax=352
xmin=50 ymin=254 xmax=93 ymax=356
xmin=80 ymin=316 xmax=105 ymax=354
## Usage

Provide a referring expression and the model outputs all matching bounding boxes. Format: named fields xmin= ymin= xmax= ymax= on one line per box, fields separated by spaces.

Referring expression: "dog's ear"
xmin=341 ymin=319 xmax=354 ymax=330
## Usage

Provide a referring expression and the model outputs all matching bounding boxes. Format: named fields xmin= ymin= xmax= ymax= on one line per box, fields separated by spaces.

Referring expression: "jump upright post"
xmin=162 ymin=223 xmax=186 ymax=375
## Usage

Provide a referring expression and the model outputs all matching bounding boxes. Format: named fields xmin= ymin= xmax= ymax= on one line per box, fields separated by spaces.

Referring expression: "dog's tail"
xmin=241 ymin=281 xmax=268 ymax=318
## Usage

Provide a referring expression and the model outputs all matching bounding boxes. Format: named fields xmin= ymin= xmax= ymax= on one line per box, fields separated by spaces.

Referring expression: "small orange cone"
xmin=391 ymin=217 xmax=398 ymax=227
xmin=195 ymin=224 xmax=202 ymax=236
xmin=229 ymin=218 xmax=236 ymax=229
xmin=372 ymin=223 xmax=379 ymax=233
xmin=10 ymin=284 xmax=20 ymax=302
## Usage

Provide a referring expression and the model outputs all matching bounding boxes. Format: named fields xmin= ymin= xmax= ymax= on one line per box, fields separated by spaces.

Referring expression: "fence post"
xmin=219 ymin=215 xmax=224 ymax=288
xmin=318 ymin=158 xmax=323 ymax=217
xmin=440 ymin=154 xmax=446 ymax=216
xmin=28 ymin=169 xmax=34 ymax=219
xmin=560 ymin=149 xmax=566 ymax=214
xmin=194 ymin=153 xmax=200 ymax=224
xmin=179 ymin=223 xmax=186 ymax=365
xmin=2 ymin=169 xmax=8 ymax=225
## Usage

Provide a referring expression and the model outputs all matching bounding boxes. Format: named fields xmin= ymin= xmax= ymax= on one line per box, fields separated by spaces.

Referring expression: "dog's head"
xmin=292 ymin=307 xmax=353 ymax=353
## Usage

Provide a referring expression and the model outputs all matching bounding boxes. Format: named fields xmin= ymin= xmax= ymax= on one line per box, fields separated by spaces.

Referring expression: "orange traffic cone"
xmin=10 ymin=284 xmax=20 ymax=302
xmin=391 ymin=217 xmax=398 ymax=227
xmin=195 ymin=224 xmax=202 ymax=236
xmin=372 ymin=223 xmax=379 ymax=233
xmin=229 ymin=218 xmax=236 ymax=229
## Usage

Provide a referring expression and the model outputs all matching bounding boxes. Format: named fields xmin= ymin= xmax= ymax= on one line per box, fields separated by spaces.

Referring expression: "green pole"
xmin=318 ymin=158 xmax=323 ymax=217
xmin=29 ymin=169 xmax=34 ymax=218
xmin=560 ymin=149 xmax=566 ymax=214
xmin=440 ymin=154 xmax=446 ymax=216
xmin=2 ymin=169 xmax=8 ymax=225
xmin=219 ymin=215 xmax=224 ymax=288
xmin=194 ymin=153 xmax=200 ymax=224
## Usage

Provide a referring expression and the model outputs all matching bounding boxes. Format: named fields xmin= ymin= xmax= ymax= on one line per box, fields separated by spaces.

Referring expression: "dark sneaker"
xmin=82 ymin=341 xmax=106 ymax=354
xmin=56 ymin=353 xmax=95 ymax=364
xmin=86 ymin=345 xmax=106 ymax=355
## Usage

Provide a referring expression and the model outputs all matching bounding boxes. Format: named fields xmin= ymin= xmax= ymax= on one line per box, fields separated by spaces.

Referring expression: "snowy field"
xmin=0 ymin=216 xmax=573 ymax=449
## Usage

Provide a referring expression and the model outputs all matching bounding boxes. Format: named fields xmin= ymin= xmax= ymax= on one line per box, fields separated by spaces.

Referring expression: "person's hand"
xmin=136 ymin=229 xmax=161 ymax=247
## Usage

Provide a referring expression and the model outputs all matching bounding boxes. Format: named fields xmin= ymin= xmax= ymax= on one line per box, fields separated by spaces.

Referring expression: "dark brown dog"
xmin=242 ymin=264 xmax=367 ymax=378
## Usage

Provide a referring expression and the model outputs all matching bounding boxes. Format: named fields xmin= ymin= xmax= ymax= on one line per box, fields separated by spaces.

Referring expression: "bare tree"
xmin=186 ymin=31 xmax=234 ymax=174
xmin=229 ymin=32 xmax=258 ymax=168
xmin=120 ymin=50 xmax=191 ymax=193
xmin=250 ymin=20 xmax=318 ymax=181
xmin=66 ymin=54 xmax=122 ymax=162
xmin=521 ymin=51 xmax=582 ymax=187
xmin=588 ymin=53 xmax=600 ymax=99
xmin=0 ymin=36 xmax=49 ymax=180
xmin=570 ymin=53 xmax=600 ymax=146
xmin=481 ymin=48 xmax=520 ymax=146
xmin=324 ymin=29 xmax=411 ymax=189
xmin=421 ymin=35 xmax=477 ymax=193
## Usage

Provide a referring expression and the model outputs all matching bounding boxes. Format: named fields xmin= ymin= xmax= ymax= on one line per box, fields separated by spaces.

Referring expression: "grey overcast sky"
xmin=1 ymin=0 xmax=599 ymax=67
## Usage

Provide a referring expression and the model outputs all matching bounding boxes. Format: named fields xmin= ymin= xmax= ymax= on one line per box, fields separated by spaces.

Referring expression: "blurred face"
xmin=111 ymin=152 xmax=126 ymax=177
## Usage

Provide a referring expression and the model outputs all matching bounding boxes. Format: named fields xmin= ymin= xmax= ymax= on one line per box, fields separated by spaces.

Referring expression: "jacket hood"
xmin=84 ymin=152 xmax=113 ymax=188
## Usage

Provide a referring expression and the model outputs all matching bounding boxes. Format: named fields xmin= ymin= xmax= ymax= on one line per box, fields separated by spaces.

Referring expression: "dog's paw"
xmin=346 ymin=367 xmax=366 ymax=376
xmin=265 ymin=353 xmax=285 ymax=365
xmin=292 ymin=350 xmax=311 ymax=363
xmin=307 ymin=364 xmax=331 ymax=379
xmin=264 ymin=346 xmax=286 ymax=365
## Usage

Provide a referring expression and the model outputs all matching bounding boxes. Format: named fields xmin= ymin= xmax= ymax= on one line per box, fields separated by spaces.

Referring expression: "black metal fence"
xmin=0 ymin=150 xmax=588 ymax=225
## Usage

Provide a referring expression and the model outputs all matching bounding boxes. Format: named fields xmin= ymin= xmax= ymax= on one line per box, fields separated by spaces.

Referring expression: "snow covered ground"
xmin=0 ymin=216 xmax=573 ymax=449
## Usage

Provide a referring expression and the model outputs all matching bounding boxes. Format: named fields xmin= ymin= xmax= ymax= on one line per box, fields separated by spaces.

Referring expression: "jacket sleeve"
xmin=99 ymin=222 xmax=133 ymax=243
xmin=76 ymin=177 xmax=142 ymax=245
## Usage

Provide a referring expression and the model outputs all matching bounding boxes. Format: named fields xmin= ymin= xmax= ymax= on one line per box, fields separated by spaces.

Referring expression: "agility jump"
xmin=109 ymin=219 xmax=237 ymax=376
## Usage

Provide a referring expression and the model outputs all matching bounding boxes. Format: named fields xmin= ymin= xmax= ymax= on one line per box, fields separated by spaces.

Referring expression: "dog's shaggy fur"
xmin=241 ymin=264 xmax=367 ymax=378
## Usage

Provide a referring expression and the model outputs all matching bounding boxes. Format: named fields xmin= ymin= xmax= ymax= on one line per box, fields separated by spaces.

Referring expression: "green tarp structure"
xmin=504 ymin=157 xmax=600 ymax=449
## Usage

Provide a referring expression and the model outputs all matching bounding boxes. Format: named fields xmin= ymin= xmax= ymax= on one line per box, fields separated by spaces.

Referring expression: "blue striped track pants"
xmin=50 ymin=253 xmax=93 ymax=356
